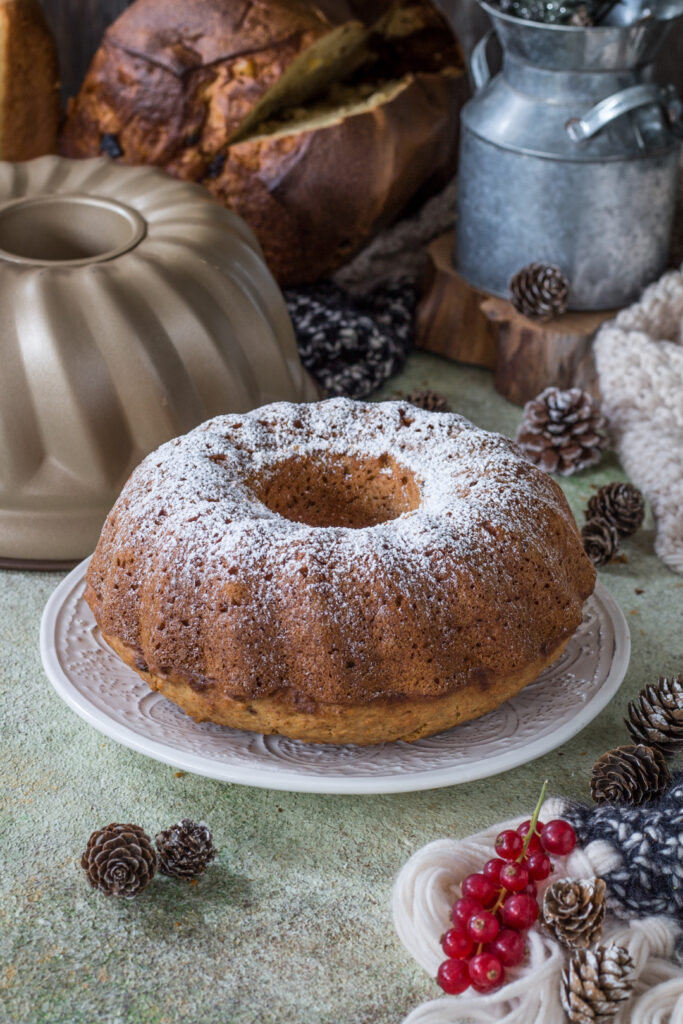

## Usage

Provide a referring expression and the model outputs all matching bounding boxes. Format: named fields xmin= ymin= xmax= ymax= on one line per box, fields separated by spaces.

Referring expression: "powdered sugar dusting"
xmin=104 ymin=398 xmax=572 ymax=594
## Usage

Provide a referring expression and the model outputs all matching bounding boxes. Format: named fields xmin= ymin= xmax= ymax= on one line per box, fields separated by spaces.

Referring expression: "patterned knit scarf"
xmin=565 ymin=774 xmax=683 ymax=925
xmin=284 ymin=278 xmax=418 ymax=399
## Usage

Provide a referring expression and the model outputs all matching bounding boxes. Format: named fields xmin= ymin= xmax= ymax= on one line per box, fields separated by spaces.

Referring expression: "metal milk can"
xmin=455 ymin=7 xmax=683 ymax=309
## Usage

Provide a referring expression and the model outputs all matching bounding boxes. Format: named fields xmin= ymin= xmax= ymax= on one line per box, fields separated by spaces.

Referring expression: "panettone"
xmin=0 ymin=0 xmax=59 ymax=160
xmin=60 ymin=0 xmax=467 ymax=285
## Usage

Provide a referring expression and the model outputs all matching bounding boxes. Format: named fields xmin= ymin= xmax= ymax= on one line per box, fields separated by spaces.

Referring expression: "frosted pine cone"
xmin=404 ymin=388 xmax=451 ymax=412
xmin=590 ymin=744 xmax=671 ymax=805
xmin=155 ymin=819 xmax=217 ymax=878
xmin=626 ymin=675 xmax=683 ymax=757
xmin=509 ymin=263 xmax=569 ymax=321
xmin=561 ymin=944 xmax=634 ymax=1023
xmin=586 ymin=483 xmax=644 ymax=539
xmin=81 ymin=823 xmax=157 ymax=897
xmin=582 ymin=518 xmax=620 ymax=568
xmin=569 ymin=4 xmax=594 ymax=23
xmin=515 ymin=387 xmax=608 ymax=475
xmin=543 ymin=877 xmax=606 ymax=948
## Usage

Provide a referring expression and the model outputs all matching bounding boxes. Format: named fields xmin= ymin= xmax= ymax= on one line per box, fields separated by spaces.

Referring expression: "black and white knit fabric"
xmin=565 ymin=774 xmax=683 ymax=923
xmin=284 ymin=277 xmax=418 ymax=400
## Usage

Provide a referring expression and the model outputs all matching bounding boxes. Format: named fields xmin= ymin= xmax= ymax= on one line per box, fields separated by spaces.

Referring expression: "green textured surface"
xmin=1 ymin=353 xmax=681 ymax=1024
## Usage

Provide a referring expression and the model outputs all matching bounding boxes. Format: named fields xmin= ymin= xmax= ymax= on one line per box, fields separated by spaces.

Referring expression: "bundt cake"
xmin=85 ymin=399 xmax=596 ymax=745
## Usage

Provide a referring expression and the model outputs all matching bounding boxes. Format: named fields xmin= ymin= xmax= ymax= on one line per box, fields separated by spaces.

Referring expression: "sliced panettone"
xmin=61 ymin=0 xmax=466 ymax=284
xmin=211 ymin=71 xmax=464 ymax=284
xmin=0 ymin=0 xmax=60 ymax=159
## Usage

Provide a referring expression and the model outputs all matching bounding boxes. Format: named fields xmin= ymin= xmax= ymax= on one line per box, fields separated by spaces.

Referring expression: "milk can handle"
xmin=470 ymin=30 xmax=494 ymax=91
xmin=566 ymin=83 xmax=680 ymax=142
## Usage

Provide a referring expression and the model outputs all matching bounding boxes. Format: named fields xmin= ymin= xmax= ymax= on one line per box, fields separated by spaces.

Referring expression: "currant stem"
xmin=518 ymin=779 xmax=548 ymax=862
xmin=489 ymin=780 xmax=549 ymax=919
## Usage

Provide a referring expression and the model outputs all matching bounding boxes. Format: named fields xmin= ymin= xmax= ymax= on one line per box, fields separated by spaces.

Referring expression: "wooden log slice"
xmin=481 ymin=296 xmax=614 ymax=406
xmin=417 ymin=231 xmax=618 ymax=405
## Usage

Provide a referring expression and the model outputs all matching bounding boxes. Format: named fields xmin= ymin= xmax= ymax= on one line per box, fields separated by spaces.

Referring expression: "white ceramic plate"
xmin=40 ymin=558 xmax=630 ymax=794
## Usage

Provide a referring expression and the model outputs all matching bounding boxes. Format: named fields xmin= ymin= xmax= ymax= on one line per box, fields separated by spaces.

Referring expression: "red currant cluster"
xmin=437 ymin=811 xmax=576 ymax=995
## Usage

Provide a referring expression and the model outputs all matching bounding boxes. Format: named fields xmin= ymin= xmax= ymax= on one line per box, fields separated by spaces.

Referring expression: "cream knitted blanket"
xmin=593 ymin=269 xmax=683 ymax=575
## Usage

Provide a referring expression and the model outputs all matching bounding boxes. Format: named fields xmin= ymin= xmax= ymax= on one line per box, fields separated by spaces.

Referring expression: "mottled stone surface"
xmin=1 ymin=354 xmax=681 ymax=1024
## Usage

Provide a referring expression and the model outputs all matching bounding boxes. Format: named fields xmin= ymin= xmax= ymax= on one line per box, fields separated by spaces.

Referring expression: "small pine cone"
xmin=569 ymin=3 xmax=594 ymax=23
xmin=404 ymin=389 xmax=451 ymax=413
xmin=81 ymin=823 xmax=157 ymax=898
xmin=626 ymin=674 xmax=683 ymax=757
xmin=543 ymin=877 xmax=606 ymax=948
xmin=582 ymin=518 xmax=620 ymax=568
xmin=590 ymin=744 xmax=671 ymax=805
xmin=155 ymin=819 xmax=217 ymax=878
xmin=586 ymin=483 xmax=644 ymax=539
xmin=561 ymin=944 xmax=634 ymax=1023
xmin=515 ymin=387 xmax=607 ymax=476
xmin=509 ymin=263 xmax=569 ymax=321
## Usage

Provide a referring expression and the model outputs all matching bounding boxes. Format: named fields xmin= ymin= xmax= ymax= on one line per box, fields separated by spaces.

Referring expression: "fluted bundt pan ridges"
xmin=0 ymin=155 xmax=316 ymax=561
xmin=85 ymin=399 xmax=596 ymax=745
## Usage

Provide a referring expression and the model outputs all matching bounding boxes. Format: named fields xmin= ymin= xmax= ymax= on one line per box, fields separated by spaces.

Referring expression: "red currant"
xmin=466 ymin=910 xmax=500 ymax=944
xmin=437 ymin=958 xmax=470 ymax=994
xmin=452 ymin=896 xmax=484 ymax=928
xmin=495 ymin=829 xmax=524 ymax=861
xmin=461 ymin=873 xmax=497 ymax=906
xmin=527 ymin=852 xmax=552 ymax=881
xmin=442 ymin=927 xmax=474 ymax=959
xmin=499 ymin=862 xmax=529 ymax=892
xmin=490 ymin=929 xmax=526 ymax=967
xmin=517 ymin=819 xmax=545 ymax=854
xmin=468 ymin=952 xmax=505 ymax=992
xmin=484 ymin=858 xmax=505 ymax=883
xmin=500 ymin=893 xmax=539 ymax=930
xmin=541 ymin=819 xmax=576 ymax=856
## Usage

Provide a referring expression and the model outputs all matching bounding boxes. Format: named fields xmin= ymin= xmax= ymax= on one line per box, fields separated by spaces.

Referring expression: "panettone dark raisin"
xmin=100 ymin=133 xmax=123 ymax=159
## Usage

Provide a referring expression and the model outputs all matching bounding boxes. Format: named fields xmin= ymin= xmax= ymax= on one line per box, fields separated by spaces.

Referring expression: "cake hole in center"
xmin=250 ymin=453 xmax=420 ymax=528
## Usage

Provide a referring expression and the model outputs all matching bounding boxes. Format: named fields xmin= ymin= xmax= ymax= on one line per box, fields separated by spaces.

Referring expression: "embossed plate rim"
xmin=40 ymin=557 xmax=630 ymax=794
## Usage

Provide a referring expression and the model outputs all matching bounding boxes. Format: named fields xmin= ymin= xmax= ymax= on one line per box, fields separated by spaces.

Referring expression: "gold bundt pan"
xmin=0 ymin=155 xmax=317 ymax=563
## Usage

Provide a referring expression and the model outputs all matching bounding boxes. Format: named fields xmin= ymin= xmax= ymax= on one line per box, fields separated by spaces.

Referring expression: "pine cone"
xmin=509 ymin=263 xmax=569 ymax=321
xmin=155 ymin=819 xmax=217 ymax=878
xmin=404 ymin=389 xmax=451 ymax=413
xmin=561 ymin=944 xmax=634 ymax=1023
xmin=582 ymin=518 xmax=620 ymax=568
xmin=515 ymin=387 xmax=608 ymax=476
xmin=626 ymin=675 xmax=683 ymax=757
xmin=590 ymin=744 xmax=671 ymax=805
xmin=569 ymin=3 xmax=593 ymax=23
xmin=81 ymin=823 xmax=157 ymax=898
xmin=586 ymin=483 xmax=644 ymax=539
xmin=543 ymin=877 xmax=606 ymax=948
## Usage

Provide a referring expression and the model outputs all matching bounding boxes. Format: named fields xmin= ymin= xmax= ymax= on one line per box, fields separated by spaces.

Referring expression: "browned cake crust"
xmin=0 ymin=0 xmax=60 ymax=160
xmin=99 ymin=629 xmax=573 ymax=744
xmin=59 ymin=0 xmax=467 ymax=285
xmin=85 ymin=399 xmax=596 ymax=746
